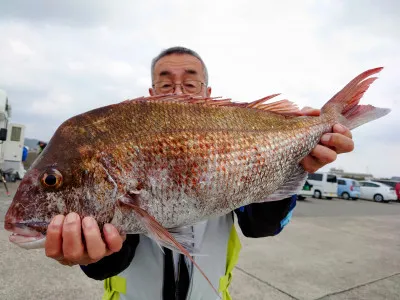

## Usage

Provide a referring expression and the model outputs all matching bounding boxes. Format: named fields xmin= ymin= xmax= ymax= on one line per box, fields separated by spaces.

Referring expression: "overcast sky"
xmin=0 ymin=0 xmax=399 ymax=178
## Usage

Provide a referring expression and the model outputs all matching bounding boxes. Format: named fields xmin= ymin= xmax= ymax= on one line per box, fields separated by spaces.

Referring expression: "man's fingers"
xmin=300 ymin=155 xmax=322 ymax=173
xmin=333 ymin=123 xmax=353 ymax=139
xmin=103 ymin=224 xmax=124 ymax=253
xmin=82 ymin=217 xmax=107 ymax=262
xmin=301 ymin=145 xmax=337 ymax=173
xmin=45 ymin=214 xmax=122 ymax=266
xmin=320 ymin=133 xmax=354 ymax=154
xmin=310 ymin=144 xmax=338 ymax=163
xmin=45 ymin=215 xmax=65 ymax=260
xmin=62 ymin=212 xmax=85 ymax=263
xmin=58 ymin=260 xmax=76 ymax=267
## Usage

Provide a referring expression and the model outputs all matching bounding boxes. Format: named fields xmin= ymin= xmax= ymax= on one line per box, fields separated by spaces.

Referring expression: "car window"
xmin=308 ymin=173 xmax=323 ymax=181
xmin=366 ymin=182 xmax=379 ymax=187
xmin=353 ymin=181 xmax=360 ymax=187
xmin=338 ymin=179 xmax=345 ymax=185
xmin=327 ymin=175 xmax=337 ymax=183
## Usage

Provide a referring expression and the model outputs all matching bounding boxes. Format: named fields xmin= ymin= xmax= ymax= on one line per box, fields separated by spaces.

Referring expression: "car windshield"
xmin=352 ymin=181 xmax=360 ymax=187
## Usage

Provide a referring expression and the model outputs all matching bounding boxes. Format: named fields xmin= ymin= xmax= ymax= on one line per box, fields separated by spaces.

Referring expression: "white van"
xmin=302 ymin=172 xmax=338 ymax=199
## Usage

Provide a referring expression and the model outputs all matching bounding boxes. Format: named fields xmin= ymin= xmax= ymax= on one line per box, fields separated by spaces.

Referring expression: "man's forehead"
xmin=154 ymin=53 xmax=204 ymax=75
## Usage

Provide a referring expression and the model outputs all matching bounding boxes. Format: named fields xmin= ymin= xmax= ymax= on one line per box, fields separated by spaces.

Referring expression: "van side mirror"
xmin=0 ymin=128 xmax=7 ymax=141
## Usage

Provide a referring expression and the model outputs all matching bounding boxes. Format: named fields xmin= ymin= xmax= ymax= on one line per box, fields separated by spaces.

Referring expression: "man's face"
xmin=149 ymin=53 xmax=211 ymax=98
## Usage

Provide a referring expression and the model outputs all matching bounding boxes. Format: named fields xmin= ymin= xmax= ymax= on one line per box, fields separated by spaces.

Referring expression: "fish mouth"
xmin=4 ymin=221 xmax=48 ymax=250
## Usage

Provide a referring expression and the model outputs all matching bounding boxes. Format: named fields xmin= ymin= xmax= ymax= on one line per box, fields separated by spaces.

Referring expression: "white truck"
xmin=0 ymin=89 xmax=12 ymax=164
xmin=0 ymin=89 xmax=26 ymax=181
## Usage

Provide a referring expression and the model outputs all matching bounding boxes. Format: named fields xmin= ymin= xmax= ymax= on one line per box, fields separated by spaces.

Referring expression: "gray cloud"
xmin=0 ymin=0 xmax=135 ymax=27
xmin=314 ymin=0 xmax=400 ymax=34
xmin=1 ymin=1 xmax=105 ymax=26
xmin=0 ymin=1 xmax=174 ymax=30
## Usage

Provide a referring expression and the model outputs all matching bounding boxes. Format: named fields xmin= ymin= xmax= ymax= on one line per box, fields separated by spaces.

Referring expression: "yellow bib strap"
xmin=102 ymin=276 xmax=127 ymax=300
xmin=219 ymin=225 xmax=242 ymax=300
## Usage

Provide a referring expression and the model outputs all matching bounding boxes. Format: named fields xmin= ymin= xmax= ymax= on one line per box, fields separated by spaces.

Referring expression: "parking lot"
xmin=1 ymin=182 xmax=400 ymax=300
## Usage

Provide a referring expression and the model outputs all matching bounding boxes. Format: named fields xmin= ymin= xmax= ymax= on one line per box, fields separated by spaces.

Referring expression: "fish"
xmin=4 ymin=67 xmax=391 ymax=296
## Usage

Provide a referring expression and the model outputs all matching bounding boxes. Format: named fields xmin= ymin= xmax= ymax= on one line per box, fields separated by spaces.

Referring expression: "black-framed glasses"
xmin=153 ymin=80 xmax=205 ymax=95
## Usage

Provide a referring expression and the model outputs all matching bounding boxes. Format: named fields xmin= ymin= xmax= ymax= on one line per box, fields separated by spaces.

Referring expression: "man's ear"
xmin=206 ymin=86 xmax=212 ymax=97
xmin=149 ymin=87 xmax=155 ymax=96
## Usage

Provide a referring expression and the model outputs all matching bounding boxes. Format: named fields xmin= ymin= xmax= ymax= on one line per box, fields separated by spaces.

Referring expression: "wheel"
xmin=314 ymin=190 xmax=322 ymax=199
xmin=8 ymin=174 xmax=16 ymax=182
xmin=342 ymin=192 xmax=350 ymax=200
xmin=374 ymin=194 xmax=384 ymax=202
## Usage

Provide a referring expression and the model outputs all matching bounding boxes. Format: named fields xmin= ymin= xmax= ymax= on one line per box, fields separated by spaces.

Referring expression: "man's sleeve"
xmin=234 ymin=195 xmax=297 ymax=238
xmin=80 ymin=234 xmax=140 ymax=280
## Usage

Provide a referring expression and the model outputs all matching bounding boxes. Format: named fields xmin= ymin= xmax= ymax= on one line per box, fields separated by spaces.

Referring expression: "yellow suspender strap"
xmin=102 ymin=276 xmax=127 ymax=300
xmin=219 ymin=225 xmax=242 ymax=300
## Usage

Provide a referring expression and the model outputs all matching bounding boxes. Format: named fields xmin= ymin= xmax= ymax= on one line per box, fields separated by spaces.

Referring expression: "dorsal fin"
xmin=123 ymin=93 xmax=303 ymax=116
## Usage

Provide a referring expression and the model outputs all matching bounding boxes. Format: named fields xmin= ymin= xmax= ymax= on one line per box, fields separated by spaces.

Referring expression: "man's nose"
xmin=174 ymin=84 xmax=184 ymax=95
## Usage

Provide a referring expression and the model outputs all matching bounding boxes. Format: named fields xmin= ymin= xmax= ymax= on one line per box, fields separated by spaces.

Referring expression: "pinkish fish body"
xmin=4 ymin=67 xmax=390 ymax=296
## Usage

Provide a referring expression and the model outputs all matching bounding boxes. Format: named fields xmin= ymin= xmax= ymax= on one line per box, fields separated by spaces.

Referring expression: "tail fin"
xmin=321 ymin=67 xmax=391 ymax=130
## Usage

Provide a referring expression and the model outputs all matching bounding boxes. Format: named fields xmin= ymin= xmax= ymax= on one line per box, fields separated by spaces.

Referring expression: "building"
xmin=329 ymin=168 xmax=373 ymax=180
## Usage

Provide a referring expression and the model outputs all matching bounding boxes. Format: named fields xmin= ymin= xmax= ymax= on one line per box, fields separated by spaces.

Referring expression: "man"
xmin=37 ymin=141 xmax=47 ymax=154
xmin=44 ymin=47 xmax=354 ymax=299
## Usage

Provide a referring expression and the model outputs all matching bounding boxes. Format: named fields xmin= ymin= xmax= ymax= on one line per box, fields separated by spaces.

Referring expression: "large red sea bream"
xmin=4 ymin=67 xmax=391 ymax=295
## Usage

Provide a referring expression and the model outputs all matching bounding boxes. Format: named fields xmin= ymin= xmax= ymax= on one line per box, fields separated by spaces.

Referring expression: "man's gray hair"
xmin=151 ymin=46 xmax=209 ymax=86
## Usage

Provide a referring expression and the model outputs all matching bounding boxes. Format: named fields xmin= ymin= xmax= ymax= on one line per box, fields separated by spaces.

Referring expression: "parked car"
xmin=372 ymin=179 xmax=400 ymax=201
xmin=358 ymin=180 xmax=397 ymax=203
xmin=305 ymin=172 xmax=338 ymax=199
xmin=397 ymin=183 xmax=400 ymax=201
xmin=337 ymin=178 xmax=361 ymax=200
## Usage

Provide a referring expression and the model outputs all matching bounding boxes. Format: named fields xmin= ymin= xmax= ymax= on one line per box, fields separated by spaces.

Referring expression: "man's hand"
xmin=300 ymin=107 xmax=354 ymax=173
xmin=45 ymin=212 xmax=125 ymax=266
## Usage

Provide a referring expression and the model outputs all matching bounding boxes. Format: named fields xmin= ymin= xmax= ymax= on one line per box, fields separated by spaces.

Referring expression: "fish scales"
xmin=63 ymin=101 xmax=327 ymax=230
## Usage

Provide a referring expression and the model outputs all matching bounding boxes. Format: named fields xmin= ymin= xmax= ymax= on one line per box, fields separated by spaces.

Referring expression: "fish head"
xmin=4 ymin=123 xmax=118 ymax=249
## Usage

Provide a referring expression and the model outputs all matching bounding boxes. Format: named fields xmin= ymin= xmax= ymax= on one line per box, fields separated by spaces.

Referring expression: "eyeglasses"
xmin=153 ymin=80 xmax=205 ymax=95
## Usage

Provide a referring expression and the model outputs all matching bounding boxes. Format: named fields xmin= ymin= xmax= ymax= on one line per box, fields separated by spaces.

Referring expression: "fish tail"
xmin=321 ymin=67 xmax=391 ymax=130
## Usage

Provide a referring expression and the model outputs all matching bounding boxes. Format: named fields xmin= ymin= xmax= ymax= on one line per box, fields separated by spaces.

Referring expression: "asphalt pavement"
xmin=1 ymin=182 xmax=399 ymax=300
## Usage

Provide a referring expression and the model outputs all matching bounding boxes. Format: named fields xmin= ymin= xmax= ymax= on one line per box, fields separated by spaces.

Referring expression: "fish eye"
xmin=41 ymin=169 xmax=63 ymax=189
xmin=45 ymin=175 xmax=57 ymax=186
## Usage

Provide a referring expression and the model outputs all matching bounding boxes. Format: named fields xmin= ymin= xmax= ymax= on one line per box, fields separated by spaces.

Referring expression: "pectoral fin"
xmin=118 ymin=195 xmax=220 ymax=298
